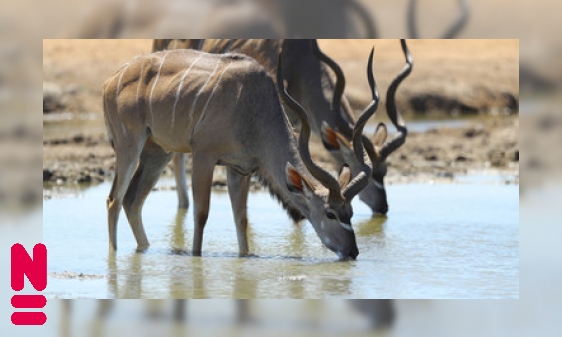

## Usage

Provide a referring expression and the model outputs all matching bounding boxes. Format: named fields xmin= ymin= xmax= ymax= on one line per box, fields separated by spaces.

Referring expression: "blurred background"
xmin=1 ymin=0 xmax=560 ymax=336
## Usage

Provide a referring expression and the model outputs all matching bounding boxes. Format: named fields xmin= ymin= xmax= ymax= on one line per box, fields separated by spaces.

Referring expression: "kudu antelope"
xmin=103 ymin=46 xmax=380 ymax=259
xmin=153 ymin=39 xmax=394 ymax=214
xmin=321 ymin=39 xmax=413 ymax=216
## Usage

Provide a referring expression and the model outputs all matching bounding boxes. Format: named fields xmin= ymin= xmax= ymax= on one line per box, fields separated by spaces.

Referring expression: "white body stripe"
xmin=195 ymin=61 xmax=234 ymax=131
xmin=171 ymin=54 xmax=203 ymax=127
xmin=116 ymin=63 xmax=132 ymax=136
xmin=135 ymin=59 xmax=145 ymax=117
xmin=188 ymin=59 xmax=221 ymax=131
xmin=149 ymin=52 xmax=169 ymax=127
xmin=103 ymin=77 xmax=116 ymax=142
xmin=116 ymin=63 xmax=129 ymax=98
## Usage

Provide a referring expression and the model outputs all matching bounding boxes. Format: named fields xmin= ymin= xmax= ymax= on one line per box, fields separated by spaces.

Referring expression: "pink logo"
xmin=11 ymin=243 xmax=47 ymax=325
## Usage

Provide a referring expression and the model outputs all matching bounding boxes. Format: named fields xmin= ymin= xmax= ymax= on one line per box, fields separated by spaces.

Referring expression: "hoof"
xmin=239 ymin=252 xmax=255 ymax=258
xmin=136 ymin=244 xmax=150 ymax=253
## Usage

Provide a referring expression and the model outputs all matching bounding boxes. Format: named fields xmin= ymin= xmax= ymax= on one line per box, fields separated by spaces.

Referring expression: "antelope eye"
xmin=326 ymin=211 xmax=337 ymax=220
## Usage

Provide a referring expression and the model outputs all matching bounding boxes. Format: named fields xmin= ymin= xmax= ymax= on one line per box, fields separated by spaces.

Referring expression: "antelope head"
xmin=279 ymin=47 xmax=379 ymax=259
xmin=321 ymin=39 xmax=413 ymax=215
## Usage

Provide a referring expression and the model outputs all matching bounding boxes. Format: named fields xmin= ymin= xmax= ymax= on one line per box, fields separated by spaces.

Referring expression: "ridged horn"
xmin=379 ymin=39 xmax=413 ymax=161
xmin=277 ymin=48 xmax=343 ymax=199
xmin=343 ymin=47 xmax=380 ymax=200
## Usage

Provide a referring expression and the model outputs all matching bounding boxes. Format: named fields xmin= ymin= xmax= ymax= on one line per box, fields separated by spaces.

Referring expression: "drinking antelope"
xmin=103 ymin=46 xmax=379 ymax=259
xmin=321 ymin=39 xmax=413 ymax=217
xmin=153 ymin=39 xmax=409 ymax=215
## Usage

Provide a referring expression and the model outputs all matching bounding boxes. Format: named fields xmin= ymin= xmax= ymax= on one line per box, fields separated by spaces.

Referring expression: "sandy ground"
xmin=42 ymin=39 xmax=519 ymax=189
xmin=43 ymin=39 xmax=518 ymax=115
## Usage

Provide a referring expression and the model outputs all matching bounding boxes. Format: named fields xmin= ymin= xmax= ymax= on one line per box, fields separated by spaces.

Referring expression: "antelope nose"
xmin=380 ymin=203 xmax=388 ymax=215
xmin=346 ymin=245 xmax=359 ymax=260
xmin=374 ymin=202 xmax=388 ymax=215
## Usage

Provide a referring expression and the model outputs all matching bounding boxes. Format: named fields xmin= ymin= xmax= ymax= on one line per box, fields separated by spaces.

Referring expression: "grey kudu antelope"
xmin=322 ymin=40 xmax=413 ymax=217
xmin=103 ymin=45 xmax=380 ymax=258
xmin=154 ymin=39 xmax=396 ymax=215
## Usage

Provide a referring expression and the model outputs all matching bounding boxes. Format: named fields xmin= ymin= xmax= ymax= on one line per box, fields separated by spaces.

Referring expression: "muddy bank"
xmin=43 ymin=115 xmax=519 ymax=195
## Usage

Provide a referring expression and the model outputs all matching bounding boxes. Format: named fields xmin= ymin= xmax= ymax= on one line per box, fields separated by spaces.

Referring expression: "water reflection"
xmin=356 ymin=215 xmax=388 ymax=237
xmin=191 ymin=256 xmax=208 ymax=298
xmin=107 ymin=253 xmax=117 ymax=298
xmin=104 ymin=241 xmax=356 ymax=298
xmin=167 ymin=208 xmax=188 ymax=252
xmin=232 ymin=259 xmax=258 ymax=299
xmin=285 ymin=223 xmax=307 ymax=258
xmin=107 ymin=252 xmax=144 ymax=298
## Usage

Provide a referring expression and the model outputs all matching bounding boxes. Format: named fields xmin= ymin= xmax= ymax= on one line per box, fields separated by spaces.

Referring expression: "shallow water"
xmin=364 ymin=118 xmax=468 ymax=134
xmin=43 ymin=112 xmax=473 ymax=140
xmin=43 ymin=176 xmax=518 ymax=299
xmin=43 ymin=112 xmax=106 ymax=139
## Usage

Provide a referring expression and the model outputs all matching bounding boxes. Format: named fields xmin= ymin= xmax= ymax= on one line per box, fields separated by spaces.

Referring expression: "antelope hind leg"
xmin=107 ymin=134 xmax=146 ymax=252
xmin=123 ymin=138 xmax=174 ymax=252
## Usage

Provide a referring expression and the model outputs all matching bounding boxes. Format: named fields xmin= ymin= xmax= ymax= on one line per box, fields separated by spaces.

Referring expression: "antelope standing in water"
xmin=102 ymin=46 xmax=380 ymax=259
xmin=154 ymin=39 xmax=413 ymax=215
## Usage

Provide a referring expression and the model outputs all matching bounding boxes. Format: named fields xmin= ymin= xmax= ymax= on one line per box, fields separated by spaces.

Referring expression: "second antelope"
xmin=102 ymin=47 xmax=380 ymax=259
xmin=154 ymin=39 xmax=412 ymax=215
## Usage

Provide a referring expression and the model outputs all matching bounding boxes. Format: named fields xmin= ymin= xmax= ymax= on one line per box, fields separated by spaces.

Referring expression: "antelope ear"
xmin=321 ymin=122 xmax=340 ymax=151
xmin=338 ymin=164 xmax=352 ymax=190
xmin=372 ymin=123 xmax=388 ymax=146
xmin=286 ymin=163 xmax=314 ymax=197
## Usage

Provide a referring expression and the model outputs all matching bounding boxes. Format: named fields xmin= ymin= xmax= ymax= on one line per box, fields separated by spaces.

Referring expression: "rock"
xmin=43 ymin=169 xmax=54 ymax=181
xmin=409 ymin=94 xmax=478 ymax=115
xmin=464 ymin=127 xmax=484 ymax=138
xmin=425 ymin=154 xmax=438 ymax=161
xmin=72 ymin=135 xmax=85 ymax=143
xmin=77 ymin=174 xmax=92 ymax=183
xmin=436 ymin=171 xmax=454 ymax=179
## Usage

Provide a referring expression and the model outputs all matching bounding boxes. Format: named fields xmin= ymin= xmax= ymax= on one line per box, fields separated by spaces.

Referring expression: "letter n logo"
xmin=10 ymin=243 xmax=47 ymax=325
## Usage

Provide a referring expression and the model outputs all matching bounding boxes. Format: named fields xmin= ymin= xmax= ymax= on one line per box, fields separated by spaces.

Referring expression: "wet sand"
xmin=43 ymin=115 xmax=519 ymax=192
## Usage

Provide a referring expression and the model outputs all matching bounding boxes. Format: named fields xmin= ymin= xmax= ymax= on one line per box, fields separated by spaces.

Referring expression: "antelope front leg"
xmin=191 ymin=155 xmax=216 ymax=256
xmin=173 ymin=153 xmax=190 ymax=210
xmin=226 ymin=168 xmax=251 ymax=256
